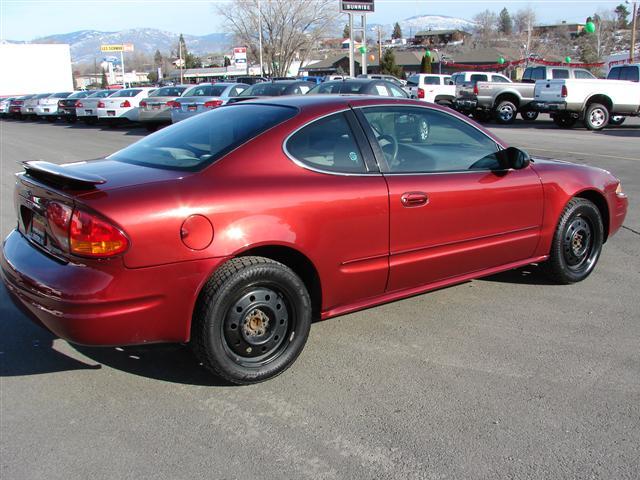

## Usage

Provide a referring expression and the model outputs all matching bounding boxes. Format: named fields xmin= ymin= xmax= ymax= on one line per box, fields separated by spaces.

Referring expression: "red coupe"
xmin=1 ymin=96 xmax=628 ymax=384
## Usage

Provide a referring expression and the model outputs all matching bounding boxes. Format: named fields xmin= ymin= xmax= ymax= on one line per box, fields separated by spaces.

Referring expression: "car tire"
xmin=520 ymin=110 xmax=539 ymax=122
xmin=192 ymin=256 xmax=312 ymax=385
xmin=45 ymin=116 xmax=56 ymax=123
xmin=495 ymin=100 xmax=517 ymax=124
xmin=543 ymin=198 xmax=603 ymax=284
xmin=584 ymin=103 xmax=609 ymax=131
xmin=144 ymin=124 xmax=157 ymax=132
xmin=609 ymin=116 xmax=625 ymax=126
xmin=552 ymin=114 xmax=577 ymax=128
xmin=83 ymin=118 xmax=98 ymax=126
xmin=473 ymin=110 xmax=491 ymax=123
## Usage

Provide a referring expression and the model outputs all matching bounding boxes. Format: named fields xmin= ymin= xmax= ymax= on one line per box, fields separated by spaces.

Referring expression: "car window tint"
xmin=240 ymin=83 xmax=289 ymax=96
xmin=423 ymin=77 xmax=440 ymax=85
xmin=361 ymin=107 xmax=500 ymax=173
xmin=623 ymin=66 xmax=639 ymax=82
xmin=607 ymin=67 xmax=620 ymax=80
xmin=184 ymin=85 xmax=227 ymax=97
xmin=530 ymin=67 xmax=546 ymax=80
xmin=389 ymin=84 xmax=408 ymax=97
xmin=111 ymin=89 xmax=143 ymax=98
xmin=552 ymin=69 xmax=570 ymax=79
xmin=286 ymin=112 xmax=366 ymax=173
xmin=575 ymin=70 xmax=594 ymax=79
xmin=470 ymin=74 xmax=488 ymax=83
xmin=491 ymin=75 xmax=510 ymax=83
xmin=151 ymin=86 xmax=187 ymax=97
xmin=310 ymin=82 xmax=340 ymax=94
xmin=110 ymin=104 xmax=297 ymax=171
xmin=407 ymin=75 xmax=420 ymax=87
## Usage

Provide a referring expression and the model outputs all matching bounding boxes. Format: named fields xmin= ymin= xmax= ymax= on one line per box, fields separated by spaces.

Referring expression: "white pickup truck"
xmin=531 ymin=78 xmax=640 ymax=130
xmin=404 ymin=74 xmax=455 ymax=106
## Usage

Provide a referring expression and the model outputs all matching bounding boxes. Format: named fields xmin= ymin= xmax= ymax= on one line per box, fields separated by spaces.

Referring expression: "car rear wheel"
xmin=192 ymin=256 xmax=312 ymax=385
xmin=495 ymin=100 xmax=517 ymax=124
xmin=520 ymin=110 xmax=539 ymax=122
xmin=543 ymin=198 xmax=603 ymax=284
xmin=609 ymin=116 xmax=625 ymax=126
xmin=584 ymin=103 xmax=609 ymax=131
xmin=144 ymin=124 xmax=157 ymax=132
xmin=552 ymin=114 xmax=577 ymax=128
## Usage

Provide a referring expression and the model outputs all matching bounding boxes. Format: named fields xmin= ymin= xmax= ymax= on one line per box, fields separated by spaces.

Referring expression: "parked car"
xmin=606 ymin=64 xmax=639 ymax=82
xmin=531 ymin=77 xmax=640 ymax=130
xmin=20 ymin=93 xmax=52 ymax=119
xmin=405 ymin=74 xmax=455 ymax=106
xmin=138 ymin=85 xmax=189 ymax=130
xmin=76 ymin=90 xmax=118 ymax=125
xmin=170 ymin=83 xmax=248 ymax=123
xmin=0 ymin=97 xmax=17 ymax=117
xmin=234 ymin=76 xmax=268 ymax=85
xmin=308 ymin=79 xmax=409 ymax=97
xmin=455 ymin=66 xmax=596 ymax=124
xmin=8 ymin=95 xmax=36 ymax=118
xmin=58 ymin=91 xmax=95 ymax=123
xmin=357 ymin=73 xmax=407 ymax=86
xmin=35 ymin=92 xmax=73 ymax=121
xmin=228 ymin=80 xmax=316 ymax=104
xmin=96 ymin=87 xmax=156 ymax=125
xmin=1 ymin=96 xmax=627 ymax=385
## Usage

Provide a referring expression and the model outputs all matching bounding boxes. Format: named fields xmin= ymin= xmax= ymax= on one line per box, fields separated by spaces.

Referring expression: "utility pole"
xmin=377 ymin=27 xmax=382 ymax=68
xmin=179 ymin=41 xmax=184 ymax=84
xmin=349 ymin=14 xmax=355 ymax=77
xmin=258 ymin=0 xmax=264 ymax=76
xmin=631 ymin=1 xmax=638 ymax=63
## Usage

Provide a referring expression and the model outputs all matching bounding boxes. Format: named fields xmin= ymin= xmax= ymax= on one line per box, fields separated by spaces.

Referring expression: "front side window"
xmin=389 ymin=84 xmax=408 ymax=97
xmin=110 ymin=104 xmax=297 ymax=171
xmin=361 ymin=107 xmax=500 ymax=173
xmin=607 ymin=67 xmax=621 ymax=80
xmin=491 ymin=75 xmax=510 ymax=83
xmin=552 ymin=69 xmax=570 ymax=79
xmin=286 ymin=112 xmax=366 ymax=173
xmin=183 ymin=85 xmax=227 ymax=97
xmin=575 ymin=70 xmax=595 ymax=79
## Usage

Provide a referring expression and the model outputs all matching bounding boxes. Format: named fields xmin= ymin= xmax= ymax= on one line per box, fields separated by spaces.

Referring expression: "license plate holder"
xmin=187 ymin=105 xmax=197 ymax=111
xmin=107 ymin=110 xmax=116 ymax=116
xmin=85 ymin=109 xmax=93 ymax=114
xmin=44 ymin=108 xmax=50 ymax=113
xmin=152 ymin=104 xmax=161 ymax=110
xmin=30 ymin=212 xmax=46 ymax=246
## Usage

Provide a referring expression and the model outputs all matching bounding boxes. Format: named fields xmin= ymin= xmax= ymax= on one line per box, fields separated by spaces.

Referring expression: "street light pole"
xmin=179 ymin=41 xmax=184 ymax=84
xmin=258 ymin=0 xmax=264 ymax=76
xmin=631 ymin=1 xmax=638 ymax=63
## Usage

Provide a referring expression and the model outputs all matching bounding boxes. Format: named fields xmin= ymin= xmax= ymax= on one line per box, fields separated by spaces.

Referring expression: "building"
xmin=412 ymin=29 xmax=471 ymax=47
xmin=532 ymin=23 xmax=585 ymax=39
xmin=75 ymin=71 xmax=151 ymax=89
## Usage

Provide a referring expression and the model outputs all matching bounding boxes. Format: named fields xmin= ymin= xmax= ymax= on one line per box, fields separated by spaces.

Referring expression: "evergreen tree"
xmin=100 ymin=69 xmax=108 ymax=88
xmin=343 ymin=23 xmax=350 ymax=38
xmin=420 ymin=55 xmax=432 ymax=73
xmin=614 ymin=4 xmax=629 ymax=29
xmin=154 ymin=49 xmax=163 ymax=66
xmin=498 ymin=8 xmax=513 ymax=35
xmin=224 ymin=56 xmax=231 ymax=67
xmin=392 ymin=22 xmax=403 ymax=40
xmin=379 ymin=49 xmax=403 ymax=77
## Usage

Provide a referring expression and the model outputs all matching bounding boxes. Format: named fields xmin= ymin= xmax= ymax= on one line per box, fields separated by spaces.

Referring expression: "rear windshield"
xmin=110 ymin=89 xmax=143 ymax=98
xmin=35 ymin=93 xmax=52 ymax=99
xmin=109 ymin=104 xmax=297 ymax=171
xmin=53 ymin=92 xmax=72 ymax=98
xmin=68 ymin=91 xmax=91 ymax=99
xmin=183 ymin=85 xmax=227 ymax=97
xmin=88 ymin=90 xmax=115 ymax=98
xmin=151 ymin=86 xmax=187 ymax=97
xmin=240 ymin=83 xmax=290 ymax=96
xmin=309 ymin=82 xmax=367 ymax=94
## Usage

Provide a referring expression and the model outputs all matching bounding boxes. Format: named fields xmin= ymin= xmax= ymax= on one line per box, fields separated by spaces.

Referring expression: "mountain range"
xmin=6 ymin=15 xmax=477 ymax=64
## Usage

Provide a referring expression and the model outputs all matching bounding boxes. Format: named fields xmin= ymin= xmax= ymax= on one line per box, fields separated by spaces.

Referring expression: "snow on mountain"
xmin=11 ymin=29 xmax=234 ymax=64
xmin=400 ymin=14 xmax=477 ymax=33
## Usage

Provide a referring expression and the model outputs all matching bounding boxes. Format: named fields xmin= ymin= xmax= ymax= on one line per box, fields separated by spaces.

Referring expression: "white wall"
xmin=0 ymin=44 xmax=74 ymax=96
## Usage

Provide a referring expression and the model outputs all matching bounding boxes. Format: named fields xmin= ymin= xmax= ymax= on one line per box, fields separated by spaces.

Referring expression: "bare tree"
xmin=514 ymin=8 xmax=537 ymax=58
xmin=217 ymin=0 xmax=337 ymax=77
xmin=473 ymin=9 xmax=498 ymax=45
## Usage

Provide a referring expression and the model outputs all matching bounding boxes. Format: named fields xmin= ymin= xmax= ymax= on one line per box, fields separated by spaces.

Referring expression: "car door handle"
xmin=400 ymin=192 xmax=429 ymax=207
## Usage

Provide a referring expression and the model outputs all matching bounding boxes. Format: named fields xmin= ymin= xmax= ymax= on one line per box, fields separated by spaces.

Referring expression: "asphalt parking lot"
xmin=1 ymin=116 xmax=639 ymax=480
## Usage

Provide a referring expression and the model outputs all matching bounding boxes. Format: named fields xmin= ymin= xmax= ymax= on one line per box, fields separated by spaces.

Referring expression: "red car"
xmin=1 ymin=96 xmax=628 ymax=384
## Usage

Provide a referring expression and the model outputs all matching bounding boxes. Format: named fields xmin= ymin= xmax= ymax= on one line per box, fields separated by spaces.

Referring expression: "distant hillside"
xmin=8 ymin=29 xmax=234 ymax=63
xmin=368 ymin=14 xmax=477 ymax=37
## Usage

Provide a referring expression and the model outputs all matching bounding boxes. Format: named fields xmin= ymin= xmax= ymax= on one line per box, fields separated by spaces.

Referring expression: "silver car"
xmin=138 ymin=85 xmax=189 ymax=130
xmin=35 ymin=91 xmax=73 ymax=121
xmin=76 ymin=90 xmax=118 ymax=125
xmin=170 ymin=83 xmax=248 ymax=123
xmin=21 ymin=93 xmax=52 ymax=119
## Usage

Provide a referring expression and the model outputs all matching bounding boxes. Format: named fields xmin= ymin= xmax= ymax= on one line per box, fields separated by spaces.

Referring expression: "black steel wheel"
xmin=192 ymin=256 xmax=312 ymax=384
xmin=543 ymin=198 xmax=603 ymax=284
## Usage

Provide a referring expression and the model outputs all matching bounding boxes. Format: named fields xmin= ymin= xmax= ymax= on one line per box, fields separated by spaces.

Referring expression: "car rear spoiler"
xmin=21 ymin=160 xmax=106 ymax=189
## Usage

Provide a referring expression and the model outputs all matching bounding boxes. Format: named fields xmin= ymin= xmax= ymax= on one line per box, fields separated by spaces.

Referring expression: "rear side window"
xmin=552 ymin=69 xmax=570 ymax=79
xmin=110 ymin=104 xmax=297 ymax=171
xmin=470 ymin=74 xmax=488 ymax=83
xmin=406 ymin=75 xmax=420 ymax=87
xmin=491 ymin=75 xmax=510 ymax=83
xmin=575 ymin=70 xmax=595 ymax=79
xmin=286 ymin=112 xmax=366 ymax=173
xmin=622 ymin=66 xmax=639 ymax=82
xmin=423 ymin=77 xmax=441 ymax=85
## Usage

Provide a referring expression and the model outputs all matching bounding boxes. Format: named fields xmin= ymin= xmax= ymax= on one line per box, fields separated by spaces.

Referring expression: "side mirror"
xmin=496 ymin=146 xmax=530 ymax=170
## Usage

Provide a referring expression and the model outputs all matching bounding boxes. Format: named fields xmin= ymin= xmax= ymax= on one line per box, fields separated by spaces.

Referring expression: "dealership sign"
xmin=233 ymin=47 xmax=247 ymax=68
xmin=100 ymin=43 xmax=134 ymax=52
xmin=340 ymin=0 xmax=374 ymax=13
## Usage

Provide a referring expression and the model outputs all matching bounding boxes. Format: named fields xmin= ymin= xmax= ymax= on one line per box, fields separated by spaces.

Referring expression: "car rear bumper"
xmin=59 ymin=107 xmax=77 ymax=117
xmin=1 ymin=229 xmax=228 ymax=346
xmin=139 ymin=109 xmax=171 ymax=123
xmin=35 ymin=105 xmax=59 ymax=116
xmin=453 ymin=98 xmax=478 ymax=111
xmin=97 ymin=107 xmax=138 ymax=120
xmin=170 ymin=110 xmax=199 ymax=123
xmin=530 ymin=101 xmax=568 ymax=112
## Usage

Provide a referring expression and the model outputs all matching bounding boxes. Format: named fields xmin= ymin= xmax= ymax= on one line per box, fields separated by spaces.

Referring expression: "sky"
xmin=0 ymin=0 xmax=632 ymax=41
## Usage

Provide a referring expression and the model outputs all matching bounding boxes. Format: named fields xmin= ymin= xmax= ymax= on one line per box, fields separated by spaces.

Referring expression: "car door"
xmin=356 ymin=105 xmax=544 ymax=292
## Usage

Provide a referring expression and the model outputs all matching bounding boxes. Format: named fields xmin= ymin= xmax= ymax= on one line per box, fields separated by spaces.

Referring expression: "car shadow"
xmin=479 ymin=263 xmax=557 ymax=286
xmin=0 ymin=284 xmax=234 ymax=386
xmin=593 ymin=128 xmax=640 ymax=138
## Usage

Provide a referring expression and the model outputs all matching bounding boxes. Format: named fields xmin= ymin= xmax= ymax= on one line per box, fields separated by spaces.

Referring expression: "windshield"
xmin=240 ymin=83 xmax=290 ymax=96
xmin=110 ymin=89 xmax=143 ymax=98
xmin=183 ymin=85 xmax=228 ymax=97
xmin=109 ymin=104 xmax=297 ymax=171
xmin=151 ymin=86 xmax=188 ymax=97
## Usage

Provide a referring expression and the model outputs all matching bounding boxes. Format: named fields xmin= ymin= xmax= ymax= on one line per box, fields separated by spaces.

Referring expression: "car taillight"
xmin=46 ymin=201 xmax=73 ymax=250
xmin=473 ymin=84 xmax=479 ymax=95
xmin=120 ymin=100 xmax=131 ymax=108
xmin=58 ymin=100 xmax=64 ymax=107
xmin=69 ymin=209 xmax=128 ymax=257
xmin=97 ymin=101 xmax=105 ymax=108
xmin=561 ymin=85 xmax=568 ymax=98
xmin=75 ymin=101 xmax=83 ymax=108
xmin=139 ymin=100 xmax=147 ymax=108
xmin=417 ymin=88 xmax=425 ymax=99
xmin=15 ymin=101 xmax=23 ymax=106
xmin=204 ymin=100 xmax=223 ymax=108
xmin=166 ymin=100 xmax=179 ymax=108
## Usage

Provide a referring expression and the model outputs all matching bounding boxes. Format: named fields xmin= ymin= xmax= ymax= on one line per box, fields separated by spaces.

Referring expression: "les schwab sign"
xmin=100 ymin=44 xmax=134 ymax=52
xmin=340 ymin=0 xmax=374 ymax=13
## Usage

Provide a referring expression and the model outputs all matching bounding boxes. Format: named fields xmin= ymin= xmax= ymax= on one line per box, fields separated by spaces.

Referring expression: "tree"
xmin=147 ymin=71 xmax=158 ymax=83
xmin=224 ymin=56 xmax=231 ymax=67
xmin=343 ymin=23 xmax=350 ymax=38
xmin=514 ymin=8 xmax=537 ymax=58
xmin=154 ymin=49 xmax=163 ymax=66
xmin=420 ymin=54 xmax=431 ymax=74
xmin=473 ymin=9 xmax=498 ymax=44
xmin=498 ymin=8 xmax=513 ymax=35
xmin=217 ymin=0 xmax=336 ymax=77
xmin=577 ymin=11 xmax=616 ymax=66
xmin=614 ymin=4 xmax=629 ymax=29
xmin=379 ymin=48 xmax=403 ymax=77
xmin=100 ymin=69 xmax=108 ymax=88
xmin=392 ymin=22 xmax=402 ymax=40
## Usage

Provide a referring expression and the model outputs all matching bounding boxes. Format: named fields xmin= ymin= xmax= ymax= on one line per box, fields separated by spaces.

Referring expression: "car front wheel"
xmin=495 ymin=100 xmax=517 ymax=124
xmin=192 ymin=256 xmax=312 ymax=385
xmin=543 ymin=198 xmax=603 ymax=284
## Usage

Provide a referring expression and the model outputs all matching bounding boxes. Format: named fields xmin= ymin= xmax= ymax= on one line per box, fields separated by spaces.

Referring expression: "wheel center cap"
xmin=243 ymin=308 xmax=270 ymax=337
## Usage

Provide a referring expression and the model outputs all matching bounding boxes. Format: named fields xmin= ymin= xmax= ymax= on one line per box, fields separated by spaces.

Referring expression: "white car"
xmin=76 ymin=89 xmax=118 ymax=125
xmin=405 ymin=74 xmax=455 ymax=106
xmin=20 ymin=93 xmax=52 ymax=119
xmin=35 ymin=91 xmax=73 ymax=121
xmin=0 ymin=97 xmax=17 ymax=117
xmin=96 ymin=87 xmax=156 ymax=124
